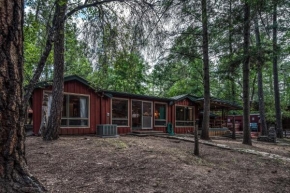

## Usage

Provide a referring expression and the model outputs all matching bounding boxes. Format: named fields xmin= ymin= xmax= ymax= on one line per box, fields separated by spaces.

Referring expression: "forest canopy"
xmin=24 ymin=0 xmax=290 ymax=122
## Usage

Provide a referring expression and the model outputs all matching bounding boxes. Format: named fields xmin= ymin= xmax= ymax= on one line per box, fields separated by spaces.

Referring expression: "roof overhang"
xmin=33 ymin=75 xmax=92 ymax=89
xmin=102 ymin=90 xmax=172 ymax=102
xmin=195 ymin=97 xmax=242 ymax=110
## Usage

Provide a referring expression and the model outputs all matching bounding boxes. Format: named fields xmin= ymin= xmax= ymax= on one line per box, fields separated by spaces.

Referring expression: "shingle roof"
xmin=34 ymin=75 xmax=91 ymax=89
xmin=169 ymin=94 xmax=199 ymax=102
xmin=102 ymin=90 xmax=172 ymax=102
xmin=195 ymin=97 xmax=242 ymax=110
xmin=33 ymin=75 xmax=242 ymax=110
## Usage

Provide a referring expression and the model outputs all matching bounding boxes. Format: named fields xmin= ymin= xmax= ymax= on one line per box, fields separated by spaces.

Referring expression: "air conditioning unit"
xmin=96 ymin=124 xmax=119 ymax=138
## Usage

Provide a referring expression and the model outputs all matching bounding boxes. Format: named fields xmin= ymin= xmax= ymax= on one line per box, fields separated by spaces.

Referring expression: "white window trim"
xmin=154 ymin=102 xmax=168 ymax=127
xmin=175 ymin=105 xmax=195 ymax=128
xmin=111 ymin=97 xmax=130 ymax=127
xmin=43 ymin=90 xmax=90 ymax=128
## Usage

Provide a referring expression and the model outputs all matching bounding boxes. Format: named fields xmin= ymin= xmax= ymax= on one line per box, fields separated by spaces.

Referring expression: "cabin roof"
xmin=169 ymin=94 xmax=199 ymax=102
xmin=34 ymin=75 xmax=91 ymax=89
xmin=195 ymin=97 xmax=242 ymax=110
xmin=33 ymin=75 xmax=242 ymax=110
xmin=101 ymin=90 xmax=172 ymax=102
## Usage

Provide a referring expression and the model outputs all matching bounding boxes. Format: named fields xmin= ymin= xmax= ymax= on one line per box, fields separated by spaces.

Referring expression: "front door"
xmin=142 ymin=102 xmax=152 ymax=129
xmin=132 ymin=100 xmax=152 ymax=129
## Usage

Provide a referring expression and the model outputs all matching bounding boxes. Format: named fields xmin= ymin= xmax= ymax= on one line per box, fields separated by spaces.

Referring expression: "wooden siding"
xmin=110 ymin=97 xmax=173 ymax=134
xmin=32 ymin=80 xmax=199 ymax=135
xmin=227 ymin=114 xmax=260 ymax=132
xmin=172 ymin=99 xmax=198 ymax=134
xmin=32 ymin=80 xmax=103 ymax=135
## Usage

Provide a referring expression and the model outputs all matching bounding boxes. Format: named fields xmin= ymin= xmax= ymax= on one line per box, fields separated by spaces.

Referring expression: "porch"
xmin=196 ymin=97 xmax=242 ymax=136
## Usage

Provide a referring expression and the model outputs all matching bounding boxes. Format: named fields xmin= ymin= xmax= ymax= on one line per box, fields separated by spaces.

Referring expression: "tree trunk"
xmin=272 ymin=0 xmax=283 ymax=138
xmin=250 ymin=73 xmax=257 ymax=108
xmin=229 ymin=0 xmax=236 ymax=139
xmin=229 ymin=0 xmax=236 ymax=104
xmin=242 ymin=1 xmax=252 ymax=145
xmin=254 ymin=16 xmax=268 ymax=136
xmin=23 ymin=0 xmax=60 ymax=110
xmin=43 ymin=0 xmax=68 ymax=140
xmin=201 ymin=0 xmax=210 ymax=140
xmin=0 ymin=0 xmax=46 ymax=192
xmin=23 ymin=31 xmax=53 ymax=107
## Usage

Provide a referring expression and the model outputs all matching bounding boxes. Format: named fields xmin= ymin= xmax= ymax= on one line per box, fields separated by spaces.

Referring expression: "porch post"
xmin=232 ymin=115 xmax=236 ymax=139
xmin=194 ymin=119 xmax=199 ymax=156
xmin=225 ymin=109 xmax=228 ymax=128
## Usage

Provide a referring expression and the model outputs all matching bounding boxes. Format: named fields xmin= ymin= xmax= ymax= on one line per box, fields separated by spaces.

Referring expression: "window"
xmin=44 ymin=92 xmax=89 ymax=127
xmin=112 ymin=98 xmax=128 ymax=126
xmin=176 ymin=106 xmax=194 ymax=126
xmin=61 ymin=94 xmax=89 ymax=127
xmin=155 ymin=103 xmax=167 ymax=126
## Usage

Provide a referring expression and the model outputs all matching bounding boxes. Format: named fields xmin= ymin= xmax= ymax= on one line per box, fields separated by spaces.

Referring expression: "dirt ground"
xmin=26 ymin=136 xmax=290 ymax=193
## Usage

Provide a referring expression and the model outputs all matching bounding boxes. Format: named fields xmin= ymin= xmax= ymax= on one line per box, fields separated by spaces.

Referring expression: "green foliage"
xmin=24 ymin=2 xmax=54 ymax=85
xmin=64 ymin=22 xmax=93 ymax=79
xmin=23 ymin=0 xmax=290 ymax=125
xmin=90 ymin=52 xmax=149 ymax=94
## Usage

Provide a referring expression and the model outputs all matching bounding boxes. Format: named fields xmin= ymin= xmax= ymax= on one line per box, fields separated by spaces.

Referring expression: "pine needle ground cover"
xmin=27 ymin=136 xmax=290 ymax=192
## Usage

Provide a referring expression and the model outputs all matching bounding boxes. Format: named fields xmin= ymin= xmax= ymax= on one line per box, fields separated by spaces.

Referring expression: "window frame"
xmin=154 ymin=102 xmax=168 ymax=127
xmin=175 ymin=105 xmax=195 ymax=127
xmin=43 ymin=91 xmax=90 ymax=128
xmin=111 ymin=97 xmax=129 ymax=127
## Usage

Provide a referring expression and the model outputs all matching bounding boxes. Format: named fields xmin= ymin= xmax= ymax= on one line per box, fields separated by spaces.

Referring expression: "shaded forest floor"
xmin=26 ymin=136 xmax=290 ymax=193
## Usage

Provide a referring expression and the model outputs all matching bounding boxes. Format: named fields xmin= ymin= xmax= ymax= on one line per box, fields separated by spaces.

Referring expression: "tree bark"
xmin=23 ymin=0 xmax=60 ymax=110
xmin=272 ymin=0 xmax=283 ymax=138
xmin=242 ymin=1 xmax=252 ymax=145
xmin=229 ymin=0 xmax=236 ymax=104
xmin=201 ymin=0 xmax=210 ymax=140
xmin=43 ymin=0 xmax=68 ymax=140
xmin=23 ymin=29 xmax=54 ymax=107
xmin=254 ymin=15 xmax=268 ymax=136
xmin=0 ymin=0 xmax=46 ymax=192
xmin=250 ymin=73 xmax=257 ymax=108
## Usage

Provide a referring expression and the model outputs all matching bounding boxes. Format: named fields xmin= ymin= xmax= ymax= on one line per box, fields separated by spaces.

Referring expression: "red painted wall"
xmin=171 ymin=99 xmax=198 ymax=134
xmin=108 ymin=97 xmax=171 ymax=134
xmin=33 ymin=80 xmax=105 ymax=135
xmin=227 ymin=114 xmax=260 ymax=132
xmin=32 ymin=80 xmax=199 ymax=135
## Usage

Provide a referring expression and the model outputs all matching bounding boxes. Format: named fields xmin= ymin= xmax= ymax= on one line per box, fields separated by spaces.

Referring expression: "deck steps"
xmin=223 ymin=133 xmax=243 ymax=139
xmin=129 ymin=130 xmax=169 ymax=137
xmin=224 ymin=131 xmax=259 ymax=139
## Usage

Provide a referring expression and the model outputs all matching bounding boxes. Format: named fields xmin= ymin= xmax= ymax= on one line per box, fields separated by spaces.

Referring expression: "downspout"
xmin=99 ymin=92 xmax=104 ymax=124
xmin=172 ymin=103 xmax=174 ymax=132
xmin=100 ymin=96 xmax=102 ymax=124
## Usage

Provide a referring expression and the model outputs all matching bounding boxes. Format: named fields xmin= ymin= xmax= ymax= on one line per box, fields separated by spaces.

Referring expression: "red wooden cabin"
xmin=32 ymin=75 xmax=201 ymax=135
xmin=227 ymin=114 xmax=260 ymax=132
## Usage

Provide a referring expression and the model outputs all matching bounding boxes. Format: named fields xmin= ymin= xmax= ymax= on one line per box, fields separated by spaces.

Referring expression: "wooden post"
xmin=194 ymin=119 xmax=199 ymax=156
xmin=226 ymin=109 xmax=228 ymax=128
xmin=232 ymin=115 xmax=236 ymax=139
